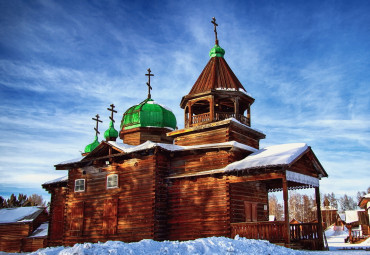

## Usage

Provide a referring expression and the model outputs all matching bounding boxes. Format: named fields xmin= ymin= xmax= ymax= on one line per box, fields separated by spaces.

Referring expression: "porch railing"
xmin=231 ymin=222 xmax=320 ymax=244
xmin=186 ymin=112 xmax=250 ymax=127
xmin=290 ymin=223 xmax=319 ymax=241
xmin=231 ymin=221 xmax=286 ymax=243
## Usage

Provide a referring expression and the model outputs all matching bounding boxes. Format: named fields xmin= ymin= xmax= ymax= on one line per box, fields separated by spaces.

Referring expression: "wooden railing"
xmin=231 ymin=222 xmax=320 ymax=244
xmin=186 ymin=112 xmax=250 ymax=127
xmin=290 ymin=223 xmax=319 ymax=241
xmin=191 ymin=113 xmax=210 ymax=125
xmin=231 ymin=221 xmax=286 ymax=243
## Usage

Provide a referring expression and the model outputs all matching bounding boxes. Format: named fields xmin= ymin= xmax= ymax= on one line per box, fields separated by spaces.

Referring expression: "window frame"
xmin=74 ymin=179 xmax=85 ymax=192
xmin=106 ymin=174 xmax=119 ymax=189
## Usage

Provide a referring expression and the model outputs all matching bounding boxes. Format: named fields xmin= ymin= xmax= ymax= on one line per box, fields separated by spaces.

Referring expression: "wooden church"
xmin=43 ymin=18 xmax=328 ymax=250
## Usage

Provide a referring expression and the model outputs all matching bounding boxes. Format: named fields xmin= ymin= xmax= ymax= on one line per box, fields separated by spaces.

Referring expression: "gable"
xmin=288 ymin=149 xmax=327 ymax=178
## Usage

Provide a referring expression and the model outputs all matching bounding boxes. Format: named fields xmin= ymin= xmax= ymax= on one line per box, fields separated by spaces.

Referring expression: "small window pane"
xmin=107 ymin=174 xmax=118 ymax=189
xmin=75 ymin=179 xmax=85 ymax=192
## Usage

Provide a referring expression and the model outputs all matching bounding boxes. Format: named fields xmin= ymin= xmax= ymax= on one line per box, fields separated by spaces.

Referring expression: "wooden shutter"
xmin=103 ymin=198 xmax=118 ymax=235
xmin=70 ymin=202 xmax=84 ymax=236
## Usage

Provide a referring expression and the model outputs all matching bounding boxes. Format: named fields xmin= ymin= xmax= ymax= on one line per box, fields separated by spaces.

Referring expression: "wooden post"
xmin=247 ymin=104 xmax=251 ymax=126
xmin=234 ymin=97 xmax=239 ymax=119
xmin=282 ymin=176 xmax=290 ymax=247
xmin=188 ymin=102 xmax=193 ymax=127
xmin=315 ymin=186 xmax=324 ymax=249
xmin=210 ymin=96 xmax=214 ymax=122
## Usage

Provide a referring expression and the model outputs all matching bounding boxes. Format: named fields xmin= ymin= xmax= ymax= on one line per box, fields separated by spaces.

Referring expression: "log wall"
xmin=48 ymin=186 xmax=67 ymax=247
xmin=0 ymin=223 xmax=31 ymax=252
xmin=171 ymin=121 xmax=263 ymax=149
xmin=229 ymin=181 xmax=269 ymax=223
xmin=168 ymin=176 xmax=230 ymax=240
xmin=63 ymin=151 xmax=171 ymax=246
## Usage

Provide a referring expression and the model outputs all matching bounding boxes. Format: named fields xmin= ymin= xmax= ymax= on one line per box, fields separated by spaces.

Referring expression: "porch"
xmin=231 ymin=221 xmax=322 ymax=250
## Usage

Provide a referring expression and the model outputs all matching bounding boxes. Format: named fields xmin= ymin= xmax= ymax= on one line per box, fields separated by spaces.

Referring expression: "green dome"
xmin=121 ymin=98 xmax=177 ymax=130
xmin=209 ymin=45 xmax=225 ymax=58
xmin=84 ymin=136 xmax=100 ymax=153
xmin=104 ymin=121 xmax=118 ymax=139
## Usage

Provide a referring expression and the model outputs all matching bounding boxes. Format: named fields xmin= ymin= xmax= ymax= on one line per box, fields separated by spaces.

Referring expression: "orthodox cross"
xmin=211 ymin=17 xmax=219 ymax=45
xmin=107 ymin=104 xmax=117 ymax=123
xmin=145 ymin=68 xmax=154 ymax=99
xmin=92 ymin=114 xmax=103 ymax=136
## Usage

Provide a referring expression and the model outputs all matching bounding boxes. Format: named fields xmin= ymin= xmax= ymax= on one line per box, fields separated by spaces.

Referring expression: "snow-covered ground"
xmin=1 ymin=227 xmax=369 ymax=255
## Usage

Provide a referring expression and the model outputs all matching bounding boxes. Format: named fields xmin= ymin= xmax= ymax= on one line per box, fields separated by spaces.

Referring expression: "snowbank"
xmin=5 ymin=236 xmax=364 ymax=255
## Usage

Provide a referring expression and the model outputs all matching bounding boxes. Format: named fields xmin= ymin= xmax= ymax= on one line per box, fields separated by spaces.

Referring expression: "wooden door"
xmin=244 ymin=201 xmax=257 ymax=222
xmin=103 ymin=198 xmax=118 ymax=235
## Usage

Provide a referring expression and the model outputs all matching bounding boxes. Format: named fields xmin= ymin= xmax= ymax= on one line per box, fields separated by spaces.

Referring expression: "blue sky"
xmin=0 ymin=0 xmax=369 ymax=202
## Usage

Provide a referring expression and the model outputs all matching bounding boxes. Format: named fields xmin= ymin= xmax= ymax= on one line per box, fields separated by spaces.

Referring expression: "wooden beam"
xmin=226 ymin=172 xmax=285 ymax=184
xmin=282 ymin=176 xmax=290 ymax=247
xmin=315 ymin=186 xmax=324 ymax=250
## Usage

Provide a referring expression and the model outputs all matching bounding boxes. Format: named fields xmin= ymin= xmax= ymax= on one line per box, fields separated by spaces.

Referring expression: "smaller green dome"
xmin=209 ymin=45 xmax=225 ymax=58
xmin=84 ymin=136 xmax=99 ymax=153
xmin=121 ymin=98 xmax=177 ymax=130
xmin=104 ymin=121 xmax=118 ymax=139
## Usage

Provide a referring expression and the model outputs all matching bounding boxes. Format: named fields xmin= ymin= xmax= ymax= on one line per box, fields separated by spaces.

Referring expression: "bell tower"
xmin=168 ymin=18 xmax=265 ymax=148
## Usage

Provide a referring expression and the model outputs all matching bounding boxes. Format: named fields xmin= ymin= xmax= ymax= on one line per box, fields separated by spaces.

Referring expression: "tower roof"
xmin=104 ymin=121 xmax=118 ymax=140
xmin=187 ymin=47 xmax=247 ymax=96
xmin=84 ymin=136 xmax=99 ymax=153
xmin=120 ymin=98 xmax=177 ymax=130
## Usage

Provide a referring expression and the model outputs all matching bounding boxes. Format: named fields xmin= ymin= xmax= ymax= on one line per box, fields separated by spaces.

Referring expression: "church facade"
xmin=43 ymin=19 xmax=328 ymax=250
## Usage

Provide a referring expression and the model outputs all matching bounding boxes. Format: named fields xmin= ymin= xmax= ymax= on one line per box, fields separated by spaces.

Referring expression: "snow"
xmin=2 ymin=235 xmax=367 ymax=255
xmin=0 ymin=207 xmax=42 ymax=224
xmin=324 ymin=225 xmax=370 ymax=251
xmin=43 ymin=175 xmax=68 ymax=185
xmin=345 ymin=210 xmax=365 ymax=224
xmin=146 ymin=100 xmax=175 ymax=113
xmin=57 ymin=157 xmax=84 ymax=165
xmin=223 ymin=143 xmax=308 ymax=172
xmin=29 ymin=223 xmax=48 ymax=238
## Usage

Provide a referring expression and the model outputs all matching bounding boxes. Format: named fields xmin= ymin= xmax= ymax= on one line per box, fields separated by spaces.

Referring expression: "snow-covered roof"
xmin=169 ymin=143 xmax=317 ymax=180
xmin=29 ymin=222 xmax=48 ymax=238
xmin=43 ymin=175 xmax=68 ymax=185
xmin=56 ymin=140 xmax=257 ymax=166
xmin=222 ymin=143 xmax=308 ymax=171
xmin=345 ymin=210 xmax=365 ymax=223
xmin=0 ymin=207 xmax=44 ymax=224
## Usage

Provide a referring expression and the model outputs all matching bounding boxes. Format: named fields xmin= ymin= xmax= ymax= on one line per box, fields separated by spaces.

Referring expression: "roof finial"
xmin=107 ymin=104 xmax=117 ymax=123
xmin=92 ymin=114 xmax=103 ymax=137
xmin=211 ymin=17 xmax=219 ymax=45
xmin=145 ymin=68 xmax=154 ymax=99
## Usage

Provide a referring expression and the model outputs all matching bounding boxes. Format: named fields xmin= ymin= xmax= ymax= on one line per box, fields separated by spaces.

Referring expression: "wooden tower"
xmin=168 ymin=18 xmax=265 ymax=148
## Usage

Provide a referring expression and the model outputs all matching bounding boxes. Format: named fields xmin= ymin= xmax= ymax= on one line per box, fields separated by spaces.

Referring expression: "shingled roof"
xmin=188 ymin=56 xmax=247 ymax=95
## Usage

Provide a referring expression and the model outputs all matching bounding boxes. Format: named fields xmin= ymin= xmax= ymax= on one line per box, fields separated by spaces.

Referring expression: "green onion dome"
xmin=104 ymin=121 xmax=118 ymax=139
xmin=84 ymin=136 xmax=99 ymax=153
xmin=209 ymin=44 xmax=225 ymax=58
xmin=121 ymin=98 xmax=177 ymax=131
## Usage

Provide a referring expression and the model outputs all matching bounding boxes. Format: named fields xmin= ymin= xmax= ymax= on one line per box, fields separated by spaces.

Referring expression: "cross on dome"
xmin=107 ymin=104 xmax=117 ymax=123
xmin=211 ymin=17 xmax=219 ymax=45
xmin=92 ymin=114 xmax=103 ymax=136
xmin=145 ymin=68 xmax=154 ymax=99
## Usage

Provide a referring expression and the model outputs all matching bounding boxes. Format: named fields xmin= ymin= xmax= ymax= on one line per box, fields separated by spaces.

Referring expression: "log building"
xmin=43 ymin=18 xmax=328 ymax=250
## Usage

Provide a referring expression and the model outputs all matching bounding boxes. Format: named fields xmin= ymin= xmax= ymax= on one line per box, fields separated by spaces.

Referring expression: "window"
xmin=107 ymin=174 xmax=118 ymax=189
xmin=74 ymin=179 xmax=85 ymax=192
